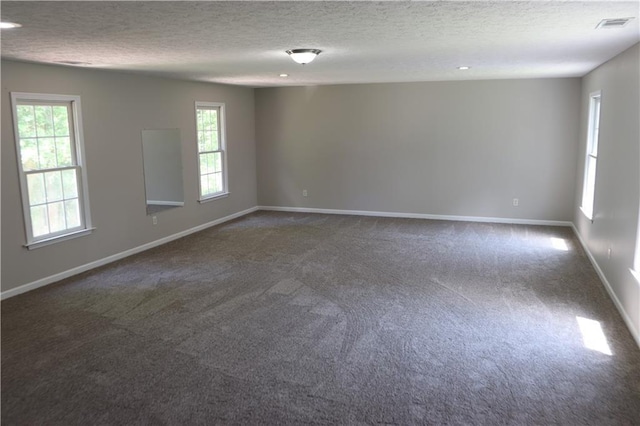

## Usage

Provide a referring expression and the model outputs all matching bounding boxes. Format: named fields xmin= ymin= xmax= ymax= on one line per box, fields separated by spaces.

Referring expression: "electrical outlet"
xmin=303 ymin=189 xmax=308 ymax=197
xmin=152 ymin=216 xmax=158 ymax=225
xmin=513 ymin=198 xmax=519 ymax=207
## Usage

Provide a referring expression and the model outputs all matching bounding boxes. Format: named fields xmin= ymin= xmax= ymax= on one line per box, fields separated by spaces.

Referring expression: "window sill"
xmin=198 ymin=192 xmax=230 ymax=204
xmin=580 ymin=206 xmax=594 ymax=223
xmin=25 ymin=227 xmax=95 ymax=250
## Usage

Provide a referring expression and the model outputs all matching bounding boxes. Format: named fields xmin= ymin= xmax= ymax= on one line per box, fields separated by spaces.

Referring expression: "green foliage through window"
xmin=196 ymin=105 xmax=225 ymax=198
xmin=15 ymin=99 xmax=84 ymax=239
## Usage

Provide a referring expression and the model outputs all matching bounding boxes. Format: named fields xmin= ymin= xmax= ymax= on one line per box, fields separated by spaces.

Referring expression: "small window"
xmin=11 ymin=93 xmax=92 ymax=248
xmin=195 ymin=102 xmax=228 ymax=201
xmin=581 ymin=91 xmax=601 ymax=220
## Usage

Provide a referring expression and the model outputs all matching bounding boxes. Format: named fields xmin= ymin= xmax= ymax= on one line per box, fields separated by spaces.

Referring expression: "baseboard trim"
xmin=258 ymin=206 xmax=572 ymax=227
xmin=0 ymin=205 xmax=582 ymax=301
xmin=571 ymin=224 xmax=640 ymax=349
xmin=1 ymin=206 xmax=259 ymax=300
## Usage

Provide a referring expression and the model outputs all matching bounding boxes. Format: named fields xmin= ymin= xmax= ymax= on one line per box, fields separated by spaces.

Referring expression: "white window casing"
xmin=11 ymin=92 xmax=93 ymax=249
xmin=195 ymin=101 xmax=229 ymax=201
xmin=581 ymin=91 xmax=601 ymax=221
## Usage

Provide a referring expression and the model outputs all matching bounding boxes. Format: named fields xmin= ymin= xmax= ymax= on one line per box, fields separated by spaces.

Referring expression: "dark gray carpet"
xmin=2 ymin=212 xmax=639 ymax=425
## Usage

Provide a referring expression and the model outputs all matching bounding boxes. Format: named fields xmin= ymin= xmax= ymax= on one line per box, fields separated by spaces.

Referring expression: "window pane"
xmin=64 ymin=199 xmax=81 ymax=228
xmin=17 ymin=105 xmax=37 ymax=137
xmin=591 ymin=120 xmax=600 ymax=155
xmin=52 ymin=106 xmax=70 ymax=136
xmin=583 ymin=156 xmax=597 ymax=218
xmin=213 ymin=152 xmax=222 ymax=172
xmin=205 ymin=173 xmax=222 ymax=195
xmin=199 ymin=153 xmax=209 ymax=174
xmin=200 ymin=174 xmax=210 ymax=196
xmin=19 ymin=138 xmax=40 ymax=170
xmin=30 ymin=205 xmax=49 ymax=237
xmin=35 ymin=106 xmax=54 ymax=137
xmin=45 ymin=171 xmax=63 ymax=202
xmin=210 ymin=131 xmax=219 ymax=151
xmin=213 ymin=172 xmax=223 ymax=193
xmin=27 ymin=173 xmax=46 ymax=206
xmin=212 ymin=111 xmax=218 ymax=131
xmin=202 ymin=131 xmax=213 ymax=152
xmin=207 ymin=110 xmax=218 ymax=132
xmin=199 ymin=110 xmax=208 ymax=131
xmin=586 ymin=157 xmax=597 ymax=200
xmin=38 ymin=138 xmax=57 ymax=169
xmin=207 ymin=152 xmax=215 ymax=173
xmin=210 ymin=152 xmax=219 ymax=173
xmin=48 ymin=201 xmax=66 ymax=233
xmin=207 ymin=174 xmax=216 ymax=195
xmin=197 ymin=109 xmax=204 ymax=134
xmin=55 ymin=137 xmax=73 ymax=166
xmin=589 ymin=97 xmax=601 ymax=156
xmin=197 ymin=131 xmax=207 ymax=153
xmin=61 ymin=169 xmax=78 ymax=199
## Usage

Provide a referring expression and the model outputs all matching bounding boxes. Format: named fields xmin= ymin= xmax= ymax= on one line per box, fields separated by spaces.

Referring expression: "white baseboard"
xmin=571 ymin=224 xmax=640 ymax=349
xmin=4 ymin=203 xmax=638 ymax=350
xmin=1 ymin=206 xmax=259 ymax=300
xmin=258 ymin=206 xmax=572 ymax=227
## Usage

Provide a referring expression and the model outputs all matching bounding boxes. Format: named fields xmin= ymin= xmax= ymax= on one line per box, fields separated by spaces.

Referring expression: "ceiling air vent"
xmin=596 ymin=17 xmax=634 ymax=29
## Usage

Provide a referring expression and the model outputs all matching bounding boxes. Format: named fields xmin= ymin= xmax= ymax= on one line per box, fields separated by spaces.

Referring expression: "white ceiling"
xmin=1 ymin=1 xmax=639 ymax=87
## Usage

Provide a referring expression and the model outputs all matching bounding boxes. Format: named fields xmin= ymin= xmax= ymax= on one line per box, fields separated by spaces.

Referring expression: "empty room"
xmin=1 ymin=1 xmax=639 ymax=424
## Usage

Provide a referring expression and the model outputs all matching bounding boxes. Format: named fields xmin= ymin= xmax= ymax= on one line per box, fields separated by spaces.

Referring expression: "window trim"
xmin=194 ymin=101 xmax=229 ymax=201
xmin=11 ymin=92 xmax=93 ymax=249
xmin=580 ymin=90 xmax=602 ymax=221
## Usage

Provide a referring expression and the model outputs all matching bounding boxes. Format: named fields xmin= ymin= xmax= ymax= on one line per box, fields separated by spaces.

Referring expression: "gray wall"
xmin=573 ymin=43 xmax=640 ymax=341
xmin=255 ymin=79 xmax=581 ymax=221
xmin=1 ymin=61 xmax=257 ymax=292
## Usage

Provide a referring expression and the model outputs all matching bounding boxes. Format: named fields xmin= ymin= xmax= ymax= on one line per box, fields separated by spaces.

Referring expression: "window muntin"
xmin=195 ymin=102 xmax=227 ymax=200
xmin=11 ymin=93 xmax=92 ymax=247
xmin=581 ymin=92 xmax=601 ymax=220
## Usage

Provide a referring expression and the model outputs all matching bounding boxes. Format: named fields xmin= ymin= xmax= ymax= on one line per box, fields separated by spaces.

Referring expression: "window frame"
xmin=11 ymin=92 xmax=93 ymax=249
xmin=194 ymin=101 xmax=229 ymax=202
xmin=580 ymin=90 xmax=602 ymax=221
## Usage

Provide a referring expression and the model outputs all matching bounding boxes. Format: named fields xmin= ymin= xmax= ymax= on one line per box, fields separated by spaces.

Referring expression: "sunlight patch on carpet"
xmin=576 ymin=316 xmax=612 ymax=356
xmin=550 ymin=237 xmax=569 ymax=251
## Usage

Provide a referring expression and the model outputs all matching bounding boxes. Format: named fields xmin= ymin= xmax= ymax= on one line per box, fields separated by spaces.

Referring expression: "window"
xmin=11 ymin=93 xmax=92 ymax=248
xmin=581 ymin=91 xmax=601 ymax=220
xmin=195 ymin=102 xmax=228 ymax=201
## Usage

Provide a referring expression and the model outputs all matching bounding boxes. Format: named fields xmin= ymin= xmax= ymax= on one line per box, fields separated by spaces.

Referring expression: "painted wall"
xmin=255 ymin=78 xmax=581 ymax=222
xmin=573 ymin=43 xmax=640 ymax=343
xmin=1 ymin=61 xmax=257 ymax=293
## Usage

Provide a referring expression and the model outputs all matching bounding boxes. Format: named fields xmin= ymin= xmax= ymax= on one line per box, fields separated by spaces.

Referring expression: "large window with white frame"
xmin=11 ymin=93 xmax=92 ymax=248
xmin=195 ymin=102 xmax=228 ymax=201
xmin=581 ymin=91 xmax=602 ymax=220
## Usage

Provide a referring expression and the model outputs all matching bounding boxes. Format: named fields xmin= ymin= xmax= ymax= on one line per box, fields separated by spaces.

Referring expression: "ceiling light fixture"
xmin=286 ymin=49 xmax=321 ymax=65
xmin=279 ymin=73 xmax=289 ymax=77
xmin=457 ymin=66 xmax=471 ymax=70
xmin=0 ymin=21 xmax=22 ymax=29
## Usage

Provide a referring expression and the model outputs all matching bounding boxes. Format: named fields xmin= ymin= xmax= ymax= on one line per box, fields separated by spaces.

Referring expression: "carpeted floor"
xmin=2 ymin=212 xmax=639 ymax=425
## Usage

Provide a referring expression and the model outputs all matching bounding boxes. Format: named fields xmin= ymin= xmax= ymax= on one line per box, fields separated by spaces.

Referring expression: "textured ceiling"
xmin=1 ymin=1 xmax=639 ymax=87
